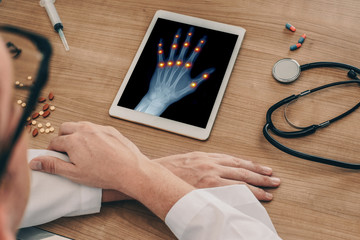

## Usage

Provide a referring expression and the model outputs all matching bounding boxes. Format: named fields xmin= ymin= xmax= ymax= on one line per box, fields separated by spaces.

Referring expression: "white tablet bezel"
xmin=109 ymin=10 xmax=246 ymax=140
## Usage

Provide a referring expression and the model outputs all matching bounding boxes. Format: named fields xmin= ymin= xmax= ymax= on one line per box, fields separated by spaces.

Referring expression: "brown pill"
xmin=38 ymin=97 xmax=46 ymax=103
xmin=43 ymin=103 xmax=49 ymax=111
xmin=32 ymin=112 xmax=40 ymax=119
xmin=43 ymin=110 xmax=51 ymax=118
xmin=48 ymin=92 xmax=54 ymax=101
xmin=32 ymin=128 xmax=38 ymax=137
xmin=27 ymin=120 xmax=32 ymax=126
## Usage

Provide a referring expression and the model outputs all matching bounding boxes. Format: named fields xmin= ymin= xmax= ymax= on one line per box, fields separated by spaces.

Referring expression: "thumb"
xmin=29 ymin=155 xmax=74 ymax=176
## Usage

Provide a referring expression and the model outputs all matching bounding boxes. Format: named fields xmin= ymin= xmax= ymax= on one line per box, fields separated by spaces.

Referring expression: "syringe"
xmin=40 ymin=0 xmax=69 ymax=51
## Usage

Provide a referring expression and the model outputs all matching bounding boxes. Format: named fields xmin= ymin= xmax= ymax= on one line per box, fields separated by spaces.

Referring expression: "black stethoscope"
xmin=263 ymin=59 xmax=360 ymax=169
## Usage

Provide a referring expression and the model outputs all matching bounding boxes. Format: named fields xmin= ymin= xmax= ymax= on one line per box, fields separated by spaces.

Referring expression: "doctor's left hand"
xmin=29 ymin=121 xmax=152 ymax=194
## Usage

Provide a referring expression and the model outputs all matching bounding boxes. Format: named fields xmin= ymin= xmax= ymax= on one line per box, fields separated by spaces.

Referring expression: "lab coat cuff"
xmin=164 ymin=188 xmax=217 ymax=239
xmin=66 ymin=186 xmax=102 ymax=217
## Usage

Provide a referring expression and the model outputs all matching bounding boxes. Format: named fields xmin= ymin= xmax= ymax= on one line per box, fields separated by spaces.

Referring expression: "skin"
xmin=0 ymin=35 xmax=280 ymax=238
xmin=0 ymin=37 xmax=30 ymax=240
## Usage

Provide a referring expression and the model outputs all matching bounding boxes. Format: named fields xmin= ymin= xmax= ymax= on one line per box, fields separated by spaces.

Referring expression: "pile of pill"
xmin=14 ymin=76 xmax=58 ymax=138
xmin=19 ymin=92 xmax=57 ymax=137
xmin=285 ymin=23 xmax=306 ymax=51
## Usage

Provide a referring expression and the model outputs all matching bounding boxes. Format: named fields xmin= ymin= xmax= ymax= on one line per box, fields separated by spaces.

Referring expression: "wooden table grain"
xmin=1 ymin=0 xmax=360 ymax=239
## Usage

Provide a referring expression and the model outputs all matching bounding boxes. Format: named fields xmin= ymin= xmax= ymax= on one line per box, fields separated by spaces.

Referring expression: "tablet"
xmin=109 ymin=10 xmax=246 ymax=140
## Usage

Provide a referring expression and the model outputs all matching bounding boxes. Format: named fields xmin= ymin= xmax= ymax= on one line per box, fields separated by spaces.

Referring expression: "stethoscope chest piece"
xmin=272 ymin=58 xmax=301 ymax=83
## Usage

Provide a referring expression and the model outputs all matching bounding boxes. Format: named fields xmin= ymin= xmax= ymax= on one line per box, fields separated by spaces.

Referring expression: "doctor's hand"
xmin=29 ymin=121 xmax=195 ymax=220
xmin=153 ymin=152 xmax=280 ymax=201
xmin=29 ymin=121 xmax=152 ymax=193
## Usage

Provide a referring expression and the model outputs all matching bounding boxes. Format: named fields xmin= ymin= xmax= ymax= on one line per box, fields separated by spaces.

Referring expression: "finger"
xmin=192 ymin=68 xmax=215 ymax=86
xmin=178 ymin=27 xmax=194 ymax=59
xmin=220 ymin=166 xmax=281 ymax=187
xmin=29 ymin=155 xmax=75 ymax=177
xmin=168 ymin=29 xmax=181 ymax=61
xmin=214 ymin=155 xmax=273 ymax=176
xmin=247 ymin=184 xmax=274 ymax=201
xmin=186 ymin=35 xmax=207 ymax=64
xmin=157 ymin=39 xmax=165 ymax=67
xmin=206 ymin=178 xmax=274 ymax=201
xmin=58 ymin=122 xmax=79 ymax=136
xmin=47 ymin=135 xmax=71 ymax=153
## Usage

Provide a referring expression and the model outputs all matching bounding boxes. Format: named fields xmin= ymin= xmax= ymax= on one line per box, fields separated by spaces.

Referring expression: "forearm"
xmin=117 ymin=160 xmax=195 ymax=220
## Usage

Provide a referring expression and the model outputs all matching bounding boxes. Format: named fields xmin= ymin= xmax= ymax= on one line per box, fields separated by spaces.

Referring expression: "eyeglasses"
xmin=0 ymin=25 xmax=52 ymax=178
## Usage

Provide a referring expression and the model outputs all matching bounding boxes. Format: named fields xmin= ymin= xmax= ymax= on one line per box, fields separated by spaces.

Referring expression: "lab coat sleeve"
xmin=165 ymin=185 xmax=282 ymax=240
xmin=20 ymin=149 xmax=102 ymax=228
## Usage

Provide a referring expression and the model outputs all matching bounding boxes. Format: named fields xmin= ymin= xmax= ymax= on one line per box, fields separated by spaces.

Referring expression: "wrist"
xmin=117 ymin=160 xmax=194 ymax=220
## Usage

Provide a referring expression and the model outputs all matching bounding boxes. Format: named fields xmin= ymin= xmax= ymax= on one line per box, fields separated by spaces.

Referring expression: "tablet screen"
xmin=117 ymin=18 xmax=238 ymax=128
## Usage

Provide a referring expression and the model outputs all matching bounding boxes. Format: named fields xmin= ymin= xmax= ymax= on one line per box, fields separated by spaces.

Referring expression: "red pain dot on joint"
xmin=158 ymin=50 xmax=163 ymax=54
xmin=203 ymin=74 xmax=209 ymax=79
xmin=167 ymin=61 xmax=174 ymax=66
xmin=200 ymin=40 xmax=205 ymax=44
xmin=185 ymin=63 xmax=191 ymax=68
xmin=188 ymin=33 xmax=192 ymax=36
xmin=176 ymin=61 xmax=182 ymax=66
xmin=190 ymin=82 xmax=197 ymax=88
xmin=195 ymin=47 xmax=200 ymax=52
xmin=172 ymin=44 xmax=177 ymax=49
xmin=184 ymin=42 xmax=189 ymax=47
xmin=159 ymin=62 xmax=165 ymax=68
xmin=175 ymin=34 xmax=179 ymax=38
xmin=158 ymin=43 xmax=162 ymax=47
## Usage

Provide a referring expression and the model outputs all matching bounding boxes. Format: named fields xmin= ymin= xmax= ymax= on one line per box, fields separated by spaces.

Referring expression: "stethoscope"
xmin=263 ymin=59 xmax=360 ymax=169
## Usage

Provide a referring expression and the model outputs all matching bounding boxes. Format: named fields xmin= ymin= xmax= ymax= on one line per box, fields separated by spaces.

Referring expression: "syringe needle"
xmin=58 ymin=29 xmax=69 ymax=51
xmin=40 ymin=0 xmax=69 ymax=51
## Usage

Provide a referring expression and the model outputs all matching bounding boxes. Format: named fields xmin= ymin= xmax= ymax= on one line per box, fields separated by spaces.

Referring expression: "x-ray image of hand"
xmin=135 ymin=27 xmax=215 ymax=116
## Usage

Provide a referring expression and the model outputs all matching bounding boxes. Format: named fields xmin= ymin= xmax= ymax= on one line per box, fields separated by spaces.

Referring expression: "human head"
xmin=0 ymin=36 xmax=30 ymax=239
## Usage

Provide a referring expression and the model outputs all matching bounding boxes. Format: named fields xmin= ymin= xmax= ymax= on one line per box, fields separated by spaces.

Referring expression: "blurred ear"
xmin=0 ymin=37 xmax=14 ymax=139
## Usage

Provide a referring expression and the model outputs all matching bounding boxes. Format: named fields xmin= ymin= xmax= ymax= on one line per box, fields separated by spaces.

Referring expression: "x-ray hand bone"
xmin=135 ymin=27 xmax=215 ymax=116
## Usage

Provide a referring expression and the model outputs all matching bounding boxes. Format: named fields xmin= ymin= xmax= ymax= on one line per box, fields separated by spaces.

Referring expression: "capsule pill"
xmin=32 ymin=112 xmax=40 ymax=119
xmin=43 ymin=104 xmax=49 ymax=111
xmin=290 ymin=43 xmax=302 ymax=51
xmin=17 ymin=100 xmax=22 ymax=105
xmin=43 ymin=110 xmax=50 ymax=118
xmin=48 ymin=92 xmax=54 ymax=101
xmin=32 ymin=128 xmax=38 ymax=137
xmin=37 ymin=123 xmax=43 ymax=128
xmin=45 ymin=128 xmax=50 ymax=134
xmin=298 ymin=34 xmax=306 ymax=44
xmin=38 ymin=97 xmax=46 ymax=103
xmin=50 ymin=106 xmax=56 ymax=111
xmin=46 ymin=122 xmax=51 ymax=128
xmin=285 ymin=23 xmax=296 ymax=32
xmin=40 ymin=128 xmax=45 ymax=133
xmin=49 ymin=127 xmax=55 ymax=132
xmin=39 ymin=110 xmax=44 ymax=116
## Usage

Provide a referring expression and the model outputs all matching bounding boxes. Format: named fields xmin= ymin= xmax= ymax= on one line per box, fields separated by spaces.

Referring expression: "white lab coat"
xmin=20 ymin=150 xmax=102 ymax=228
xmin=21 ymin=150 xmax=282 ymax=240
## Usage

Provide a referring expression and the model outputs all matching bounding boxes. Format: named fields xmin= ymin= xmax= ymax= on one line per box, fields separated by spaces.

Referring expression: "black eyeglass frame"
xmin=0 ymin=25 xmax=52 ymax=178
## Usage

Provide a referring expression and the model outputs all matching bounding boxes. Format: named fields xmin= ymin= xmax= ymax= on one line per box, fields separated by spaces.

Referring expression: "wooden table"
xmin=2 ymin=0 xmax=360 ymax=239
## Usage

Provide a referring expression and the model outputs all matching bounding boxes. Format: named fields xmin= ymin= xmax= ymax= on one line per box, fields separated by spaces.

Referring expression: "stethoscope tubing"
xmin=263 ymin=61 xmax=360 ymax=169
